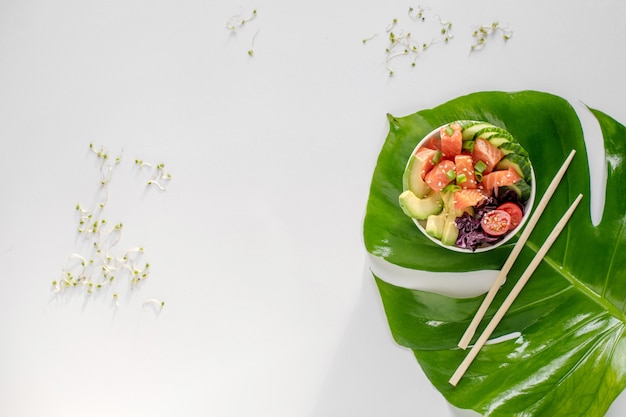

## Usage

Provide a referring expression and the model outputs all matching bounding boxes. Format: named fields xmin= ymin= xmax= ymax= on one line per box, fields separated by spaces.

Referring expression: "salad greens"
xmin=363 ymin=91 xmax=626 ymax=416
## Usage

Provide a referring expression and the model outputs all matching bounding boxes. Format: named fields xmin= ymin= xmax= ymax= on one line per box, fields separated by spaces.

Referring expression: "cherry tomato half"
xmin=497 ymin=202 xmax=524 ymax=230
xmin=481 ymin=209 xmax=511 ymax=236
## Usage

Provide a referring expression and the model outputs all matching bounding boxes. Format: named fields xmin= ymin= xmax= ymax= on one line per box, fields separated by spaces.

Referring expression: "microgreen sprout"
xmin=438 ymin=16 xmax=454 ymax=43
xmin=143 ymin=298 xmax=165 ymax=310
xmin=226 ymin=9 xmax=257 ymax=31
xmin=226 ymin=9 xmax=261 ymax=57
xmin=147 ymin=180 xmax=166 ymax=190
xmin=386 ymin=18 xmax=398 ymax=33
xmin=365 ymin=9 xmax=448 ymax=76
xmin=470 ymin=22 xmax=513 ymax=52
xmin=90 ymin=143 xmax=108 ymax=159
xmin=135 ymin=159 xmax=151 ymax=168
xmin=136 ymin=157 xmax=172 ymax=191
xmin=54 ymin=142 xmax=169 ymax=313
xmin=365 ymin=7 xmax=514 ymax=76
xmin=408 ymin=6 xmax=426 ymax=22
xmin=362 ymin=33 xmax=377 ymax=44
xmin=75 ymin=204 xmax=90 ymax=214
xmin=247 ymin=29 xmax=259 ymax=57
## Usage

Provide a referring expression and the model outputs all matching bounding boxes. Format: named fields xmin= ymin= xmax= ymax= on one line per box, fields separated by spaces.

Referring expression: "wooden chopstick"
xmin=457 ymin=149 xmax=577 ymax=350
xmin=449 ymin=193 xmax=583 ymax=386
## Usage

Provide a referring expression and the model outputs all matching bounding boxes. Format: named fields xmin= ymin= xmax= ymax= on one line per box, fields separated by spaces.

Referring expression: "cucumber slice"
xmin=462 ymin=140 xmax=475 ymax=153
xmin=488 ymin=136 xmax=511 ymax=148
xmin=475 ymin=130 xmax=500 ymax=140
xmin=455 ymin=120 xmax=482 ymax=130
xmin=475 ymin=127 xmax=516 ymax=141
xmin=500 ymin=178 xmax=532 ymax=201
xmin=496 ymin=153 xmax=533 ymax=183
xmin=498 ymin=141 xmax=530 ymax=158
xmin=459 ymin=121 xmax=496 ymax=141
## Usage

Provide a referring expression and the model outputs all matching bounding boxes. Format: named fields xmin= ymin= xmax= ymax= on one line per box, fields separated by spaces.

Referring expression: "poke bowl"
xmin=399 ymin=120 xmax=536 ymax=252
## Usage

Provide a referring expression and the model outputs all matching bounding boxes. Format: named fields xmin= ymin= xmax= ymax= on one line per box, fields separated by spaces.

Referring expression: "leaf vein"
xmin=602 ymin=220 xmax=626 ymax=300
xmin=506 ymin=284 xmax=574 ymax=316
xmin=539 ymin=252 xmax=626 ymax=323
xmin=533 ymin=320 xmax=624 ymax=416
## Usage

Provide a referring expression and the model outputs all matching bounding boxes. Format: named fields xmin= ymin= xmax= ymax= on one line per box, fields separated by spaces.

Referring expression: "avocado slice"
xmin=399 ymin=190 xmax=444 ymax=220
xmin=425 ymin=212 xmax=446 ymax=239
xmin=402 ymin=154 xmax=431 ymax=198
xmin=422 ymin=191 xmax=461 ymax=246
xmin=442 ymin=191 xmax=461 ymax=246
xmin=441 ymin=218 xmax=460 ymax=246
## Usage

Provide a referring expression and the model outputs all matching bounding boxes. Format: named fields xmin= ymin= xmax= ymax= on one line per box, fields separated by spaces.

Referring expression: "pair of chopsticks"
xmin=449 ymin=149 xmax=581 ymax=387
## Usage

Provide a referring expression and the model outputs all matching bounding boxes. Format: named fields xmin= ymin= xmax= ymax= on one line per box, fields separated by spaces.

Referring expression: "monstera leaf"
xmin=363 ymin=91 xmax=626 ymax=416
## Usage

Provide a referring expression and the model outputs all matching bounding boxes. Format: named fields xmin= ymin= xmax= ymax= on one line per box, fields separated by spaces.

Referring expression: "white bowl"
xmin=405 ymin=122 xmax=536 ymax=253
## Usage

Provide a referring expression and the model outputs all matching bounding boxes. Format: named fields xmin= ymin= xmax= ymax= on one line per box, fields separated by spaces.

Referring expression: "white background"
xmin=1 ymin=0 xmax=625 ymax=416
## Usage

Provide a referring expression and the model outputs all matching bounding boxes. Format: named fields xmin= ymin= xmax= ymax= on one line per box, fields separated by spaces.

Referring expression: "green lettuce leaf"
xmin=363 ymin=91 xmax=626 ymax=416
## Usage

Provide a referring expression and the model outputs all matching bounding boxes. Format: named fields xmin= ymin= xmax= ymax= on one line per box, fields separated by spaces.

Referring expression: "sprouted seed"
xmin=408 ymin=6 xmax=426 ymax=21
xmin=226 ymin=9 xmax=257 ymax=31
xmin=364 ymin=6 xmax=513 ymax=75
xmin=438 ymin=16 xmax=454 ymax=43
xmin=470 ymin=22 xmax=513 ymax=52
xmin=364 ymin=8 xmax=447 ymax=76
xmin=52 ymin=143 xmax=167 ymax=312
xmin=135 ymin=159 xmax=151 ymax=168
xmin=147 ymin=180 xmax=167 ymax=191
xmin=248 ymin=29 xmax=259 ymax=57
xmin=137 ymin=157 xmax=173 ymax=191
xmin=226 ymin=8 xmax=260 ymax=56
xmin=362 ymin=33 xmax=377 ymax=44
xmin=143 ymin=299 xmax=165 ymax=310
xmin=385 ymin=18 xmax=398 ymax=33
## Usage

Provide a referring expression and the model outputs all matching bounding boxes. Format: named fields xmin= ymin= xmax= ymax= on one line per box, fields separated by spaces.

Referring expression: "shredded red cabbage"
xmin=455 ymin=190 xmax=525 ymax=251
xmin=455 ymin=212 xmax=501 ymax=251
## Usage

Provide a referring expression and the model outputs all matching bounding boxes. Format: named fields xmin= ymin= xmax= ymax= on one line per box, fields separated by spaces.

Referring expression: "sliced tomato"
xmin=425 ymin=159 xmax=456 ymax=193
xmin=472 ymin=138 xmax=504 ymax=174
xmin=414 ymin=147 xmax=439 ymax=179
xmin=454 ymin=154 xmax=477 ymax=189
xmin=481 ymin=209 xmax=511 ymax=236
xmin=440 ymin=123 xmax=463 ymax=160
xmin=453 ymin=189 xmax=486 ymax=211
xmin=480 ymin=167 xmax=522 ymax=196
xmin=497 ymin=202 xmax=523 ymax=229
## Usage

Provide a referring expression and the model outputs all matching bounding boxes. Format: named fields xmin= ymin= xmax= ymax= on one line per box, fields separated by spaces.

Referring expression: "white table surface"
xmin=1 ymin=0 xmax=625 ymax=416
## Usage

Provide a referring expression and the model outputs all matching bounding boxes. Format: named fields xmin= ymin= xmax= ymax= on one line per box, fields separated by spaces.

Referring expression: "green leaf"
xmin=363 ymin=91 xmax=626 ymax=416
